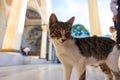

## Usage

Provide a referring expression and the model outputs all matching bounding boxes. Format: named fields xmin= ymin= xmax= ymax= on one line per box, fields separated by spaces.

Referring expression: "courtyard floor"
xmin=0 ymin=64 xmax=105 ymax=80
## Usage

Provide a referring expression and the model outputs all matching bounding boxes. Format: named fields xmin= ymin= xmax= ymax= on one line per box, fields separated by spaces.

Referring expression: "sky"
xmin=51 ymin=0 xmax=113 ymax=36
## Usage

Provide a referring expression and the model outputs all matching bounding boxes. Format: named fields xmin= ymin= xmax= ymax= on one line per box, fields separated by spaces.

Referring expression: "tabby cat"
xmin=49 ymin=13 xmax=120 ymax=80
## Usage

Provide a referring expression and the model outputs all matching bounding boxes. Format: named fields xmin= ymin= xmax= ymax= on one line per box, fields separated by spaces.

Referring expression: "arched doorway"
xmin=21 ymin=9 xmax=42 ymax=57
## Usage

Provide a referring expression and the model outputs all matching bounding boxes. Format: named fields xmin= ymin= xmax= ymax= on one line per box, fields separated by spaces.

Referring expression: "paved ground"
xmin=0 ymin=64 xmax=105 ymax=80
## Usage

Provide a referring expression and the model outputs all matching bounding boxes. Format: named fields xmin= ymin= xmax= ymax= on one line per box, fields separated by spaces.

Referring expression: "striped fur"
xmin=49 ymin=13 xmax=120 ymax=80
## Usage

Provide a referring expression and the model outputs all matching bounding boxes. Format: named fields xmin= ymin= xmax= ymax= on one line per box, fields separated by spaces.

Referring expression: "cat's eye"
xmin=65 ymin=32 xmax=71 ymax=38
xmin=50 ymin=33 xmax=56 ymax=38
xmin=50 ymin=30 xmax=61 ymax=39
xmin=56 ymin=30 xmax=62 ymax=37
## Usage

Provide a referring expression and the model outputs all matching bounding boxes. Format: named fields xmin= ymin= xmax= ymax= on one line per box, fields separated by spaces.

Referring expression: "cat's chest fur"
xmin=52 ymin=39 xmax=84 ymax=64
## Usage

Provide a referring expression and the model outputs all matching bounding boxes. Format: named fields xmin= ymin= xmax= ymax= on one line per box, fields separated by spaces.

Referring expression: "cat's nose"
xmin=61 ymin=39 xmax=66 ymax=42
xmin=60 ymin=39 xmax=66 ymax=43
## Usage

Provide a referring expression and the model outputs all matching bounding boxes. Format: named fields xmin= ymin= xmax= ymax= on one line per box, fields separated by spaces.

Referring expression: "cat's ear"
xmin=67 ymin=16 xmax=75 ymax=25
xmin=49 ymin=13 xmax=58 ymax=26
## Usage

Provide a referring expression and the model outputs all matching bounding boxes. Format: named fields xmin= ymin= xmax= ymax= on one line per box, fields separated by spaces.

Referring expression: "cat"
xmin=49 ymin=13 xmax=120 ymax=80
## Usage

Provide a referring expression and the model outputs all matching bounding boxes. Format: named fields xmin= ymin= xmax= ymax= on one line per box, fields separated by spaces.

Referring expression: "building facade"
xmin=0 ymin=0 xmax=52 ymax=59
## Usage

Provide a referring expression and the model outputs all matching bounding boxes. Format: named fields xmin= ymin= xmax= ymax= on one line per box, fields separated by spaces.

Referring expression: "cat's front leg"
xmin=76 ymin=59 xmax=86 ymax=80
xmin=63 ymin=64 xmax=72 ymax=80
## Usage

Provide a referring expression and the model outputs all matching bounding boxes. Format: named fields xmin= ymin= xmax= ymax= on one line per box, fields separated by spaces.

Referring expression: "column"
xmin=40 ymin=24 xmax=48 ymax=58
xmin=88 ymin=0 xmax=101 ymax=36
xmin=2 ymin=0 xmax=28 ymax=52
xmin=0 ymin=0 xmax=8 ymax=48
xmin=48 ymin=42 xmax=52 ymax=60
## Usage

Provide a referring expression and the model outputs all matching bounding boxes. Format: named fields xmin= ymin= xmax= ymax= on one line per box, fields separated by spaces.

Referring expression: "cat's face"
xmin=49 ymin=13 xmax=75 ymax=43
